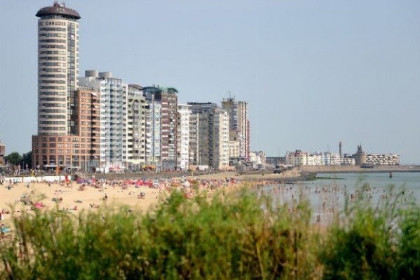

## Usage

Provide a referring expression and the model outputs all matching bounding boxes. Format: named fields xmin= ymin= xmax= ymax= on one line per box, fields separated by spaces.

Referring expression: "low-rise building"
xmin=286 ymin=150 xmax=308 ymax=166
xmin=365 ymin=154 xmax=400 ymax=165
xmin=322 ymin=152 xmax=341 ymax=165
xmin=265 ymin=157 xmax=285 ymax=167
xmin=249 ymin=151 xmax=266 ymax=168
xmin=342 ymin=154 xmax=356 ymax=165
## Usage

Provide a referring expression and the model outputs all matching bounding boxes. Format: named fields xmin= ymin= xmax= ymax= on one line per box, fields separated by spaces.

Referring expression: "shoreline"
xmin=299 ymin=165 xmax=420 ymax=174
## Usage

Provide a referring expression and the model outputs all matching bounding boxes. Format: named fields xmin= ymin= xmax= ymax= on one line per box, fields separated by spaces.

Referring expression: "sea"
xmin=259 ymin=172 xmax=420 ymax=224
xmin=308 ymin=172 xmax=420 ymax=201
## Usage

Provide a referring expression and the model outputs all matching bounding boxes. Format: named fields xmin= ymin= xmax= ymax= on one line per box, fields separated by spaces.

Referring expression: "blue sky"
xmin=1 ymin=0 xmax=420 ymax=163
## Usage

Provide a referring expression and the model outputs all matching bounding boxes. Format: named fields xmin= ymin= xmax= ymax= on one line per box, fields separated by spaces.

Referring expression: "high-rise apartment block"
xmin=79 ymin=71 xmax=126 ymax=168
xmin=36 ymin=2 xmax=80 ymax=136
xmin=187 ymin=102 xmax=229 ymax=170
xmin=221 ymin=97 xmax=250 ymax=161
xmin=143 ymin=87 xmax=178 ymax=170
xmin=177 ymin=104 xmax=191 ymax=170
xmin=210 ymin=107 xmax=230 ymax=169
xmin=188 ymin=102 xmax=217 ymax=167
xmin=73 ymin=88 xmax=101 ymax=169
xmin=125 ymin=84 xmax=147 ymax=168
xmin=32 ymin=3 xmax=98 ymax=170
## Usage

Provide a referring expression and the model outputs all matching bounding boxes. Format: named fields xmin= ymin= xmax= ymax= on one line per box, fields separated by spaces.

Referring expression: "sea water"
xmin=309 ymin=172 xmax=420 ymax=202
xmin=259 ymin=172 xmax=420 ymax=224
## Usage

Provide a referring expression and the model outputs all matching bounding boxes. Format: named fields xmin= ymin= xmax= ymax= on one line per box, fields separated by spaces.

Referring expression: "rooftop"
xmin=36 ymin=2 xmax=81 ymax=20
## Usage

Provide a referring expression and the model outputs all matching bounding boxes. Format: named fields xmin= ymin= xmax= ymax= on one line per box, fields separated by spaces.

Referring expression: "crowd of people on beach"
xmin=3 ymin=170 xmax=411 ymax=239
xmin=0 ymin=175 xmax=253 ymax=239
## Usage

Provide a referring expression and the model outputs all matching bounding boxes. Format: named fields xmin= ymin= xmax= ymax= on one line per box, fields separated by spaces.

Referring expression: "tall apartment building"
xmin=221 ymin=97 xmax=250 ymax=160
xmin=210 ymin=107 xmax=230 ymax=169
xmin=72 ymin=88 xmax=101 ymax=170
xmin=143 ymin=89 xmax=161 ymax=168
xmin=177 ymin=104 xmax=191 ymax=170
xmin=187 ymin=102 xmax=229 ymax=170
xmin=188 ymin=102 xmax=217 ymax=167
xmin=33 ymin=3 xmax=100 ymax=170
xmin=143 ymin=87 xmax=178 ymax=170
xmin=36 ymin=2 xmax=80 ymax=136
xmin=124 ymin=84 xmax=148 ymax=168
xmin=79 ymin=71 xmax=126 ymax=168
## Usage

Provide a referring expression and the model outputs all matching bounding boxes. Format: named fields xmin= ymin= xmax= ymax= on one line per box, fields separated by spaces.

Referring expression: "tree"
xmin=21 ymin=151 xmax=32 ymax=169
xmin=5 ymin=152 xmax=22 ymax=166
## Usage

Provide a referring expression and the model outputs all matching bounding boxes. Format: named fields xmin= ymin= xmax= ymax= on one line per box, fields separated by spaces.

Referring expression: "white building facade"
xmin=177 ymin=104 xmax=190 ymax=170
xmin=124 ymin=84 xmax=148 ymax=168
xmin=221 ymin=98 xmax=250 ymax=160
xmin=211 ymin=108 xmax=230 ymax=170
xmin=187 ymin=103 xmax=229 ymax=170
xmin=36 ymin=2 xmax=80 ymax=136
xmin=79 ymin=71 xmax=126 ymax=168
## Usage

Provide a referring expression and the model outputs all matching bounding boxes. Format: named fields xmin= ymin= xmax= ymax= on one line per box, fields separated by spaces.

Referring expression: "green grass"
xmin=1 ymin=186 xmax=419 ymax=279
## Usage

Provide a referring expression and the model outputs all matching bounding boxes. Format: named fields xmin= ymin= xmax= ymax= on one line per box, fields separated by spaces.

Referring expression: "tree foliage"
xmin=4 ymin=151 xmax=22 ymax=166
xmin=21 ymin=151 xmax=32 ymax=169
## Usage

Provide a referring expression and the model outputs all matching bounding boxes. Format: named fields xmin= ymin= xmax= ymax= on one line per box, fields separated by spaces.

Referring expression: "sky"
xmin=1 ymin=0 xmax=420 ymax=164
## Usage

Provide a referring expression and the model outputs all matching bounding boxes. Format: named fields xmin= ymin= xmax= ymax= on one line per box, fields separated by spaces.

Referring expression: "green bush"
xmin=320 ymin=207 xmax=395 ymax=279
xmin=320 ymin=187 xmax=420 ymax=280
xmin=395 ymin=204 xmax=420 ymax=279
xmin=1 ymin=189 xmax=318 ymax=279
xmin=1 ymin=186 xmax=419 ymax=280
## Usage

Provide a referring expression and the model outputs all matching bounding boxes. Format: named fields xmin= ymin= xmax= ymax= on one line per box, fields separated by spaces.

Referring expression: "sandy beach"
xmin=0 ymin=170 xmax=301 ymax=231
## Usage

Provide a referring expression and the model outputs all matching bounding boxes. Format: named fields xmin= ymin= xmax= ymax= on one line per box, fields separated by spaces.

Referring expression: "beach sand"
xmin=0 ymin=181 xmax=161 ymax=229
xmin=0 ymin=169 xmax=301 ymax=230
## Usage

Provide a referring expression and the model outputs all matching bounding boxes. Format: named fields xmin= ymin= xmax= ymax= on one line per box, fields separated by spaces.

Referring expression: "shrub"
xmin=395 ymin=204 xmax=420 ymax=279
xmin=320 ymin=187 xmax=412 ymax=280
xmin=1 ymin=189 xmax=318 ymax=279
xmin=1 ymin=186 xmax=419 ymax=280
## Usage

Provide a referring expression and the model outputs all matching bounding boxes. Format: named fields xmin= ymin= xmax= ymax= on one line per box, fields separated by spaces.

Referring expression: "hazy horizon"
xmin=1 ymin=0 xmax=420 ymax=163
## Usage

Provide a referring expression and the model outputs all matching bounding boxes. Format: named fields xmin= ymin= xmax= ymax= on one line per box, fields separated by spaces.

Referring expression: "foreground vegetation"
xmin=1 ymin=186 xmax=419 ymax=279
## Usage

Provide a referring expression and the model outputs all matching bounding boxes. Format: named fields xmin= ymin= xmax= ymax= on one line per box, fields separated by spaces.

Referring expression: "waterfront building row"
xmin=31 ymin=3 xmax=250 ymax=172
xmin=33 ymin=73 xmax=245 ymax=172
xmin=285 ymin=147 xmax=399 ymax=167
